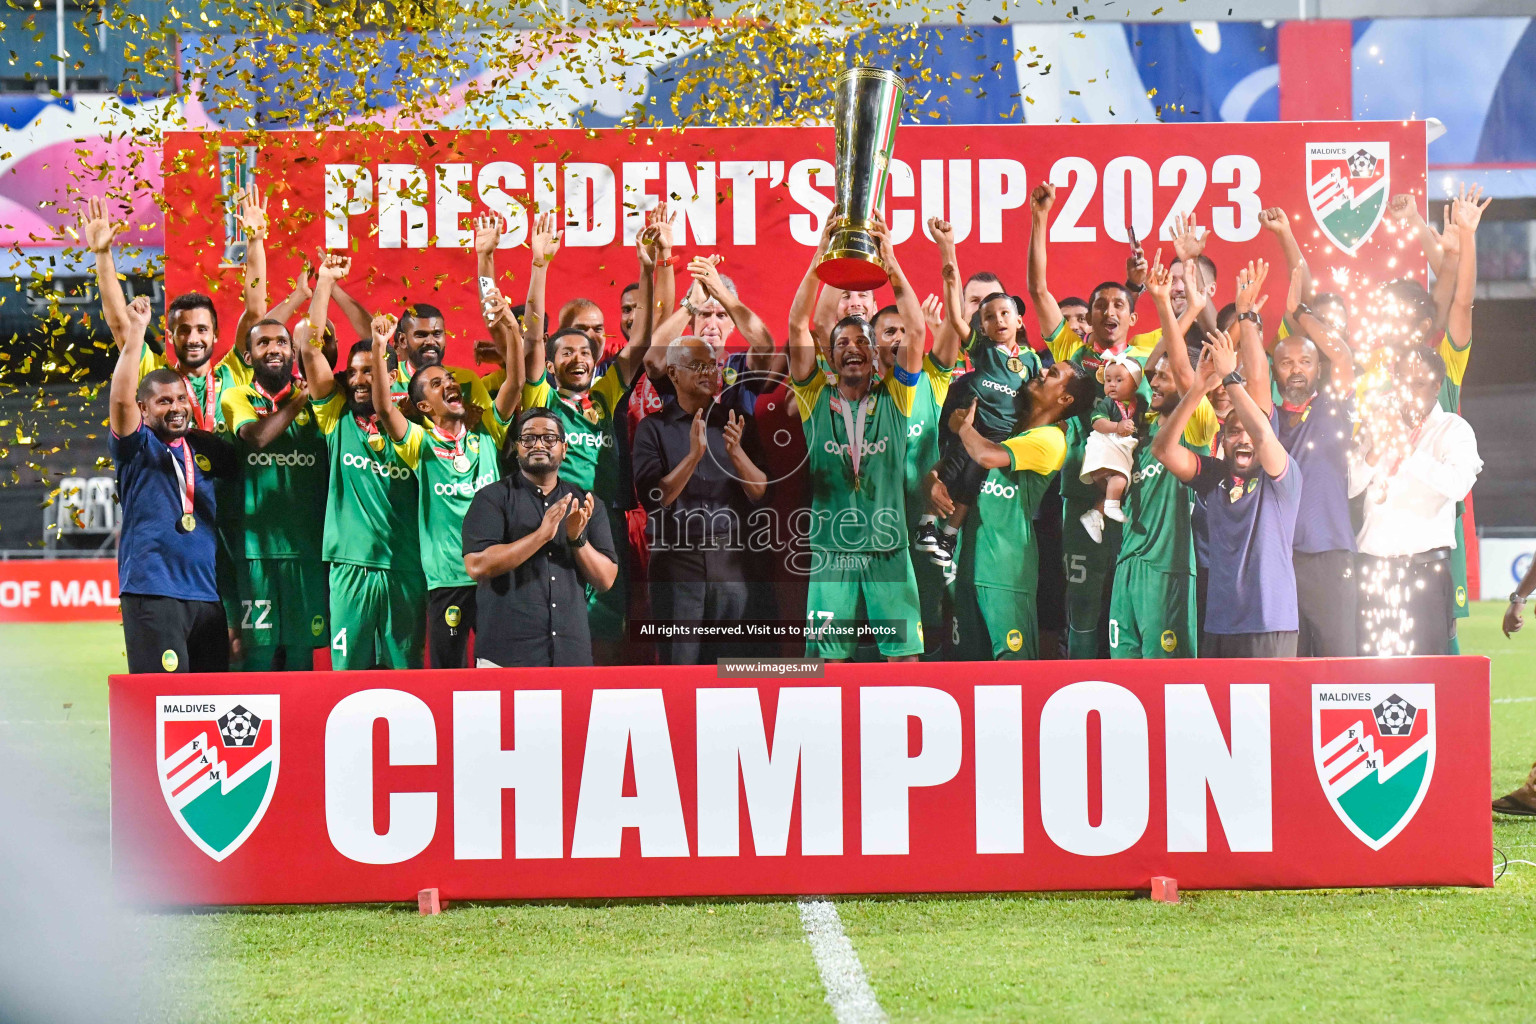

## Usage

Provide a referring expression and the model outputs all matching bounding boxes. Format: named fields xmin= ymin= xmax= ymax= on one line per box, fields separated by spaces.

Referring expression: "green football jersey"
xmin=522 ymin=363 xmax=630 ymax=501
xmin=960 ymin=425 xmax=1067 ymax=592
xmin=963 ymin=328 xmax=1043 ymax=439
xmin=1116 ymin=402 xmax=1218 ymax=575
xmin=220 ymin=384 xmax=328 ymax=561
xmin=902 ymin=354 xmax=954 ymax=528
xmin=790 ymin=368 xmax=921 ymax=553
xmin=312 ymin=389 xmax=422 ymax=572
xmin=1047 ymin=320 xmax=1156 ymax=510
xmin=393 ymin=411 xmax=510 ymax=590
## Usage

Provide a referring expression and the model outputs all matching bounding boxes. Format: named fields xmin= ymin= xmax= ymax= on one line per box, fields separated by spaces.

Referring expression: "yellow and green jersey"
xmin=791 ymin=365 xmax=922 ymax=554
xmin=393 ymin=410 xmax=511 ymax=590
xmin=1437 ymin=330 xmax=1470 ymax=413
xmin=962 ymin=425 xmax=1068 ymax=593
xmin=219 ymin=384 xmax=328 ymax=561
xmin=311 ymin=389 xmax=421 ymax=573
xmin=962 ymin=327 xmax=1044 ymax=439
xmin=389 ymin=363 xmax=495 ymax=417
xmin=902 ymin=354 xmax=954 ymax=528
xmin=1117 ymin=401 xmax=1218 ymax=575
xmin=521 ymin=363 xmax=630 ymax=501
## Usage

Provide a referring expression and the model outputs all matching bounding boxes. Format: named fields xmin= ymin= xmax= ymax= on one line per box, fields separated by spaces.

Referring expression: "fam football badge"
xmin=1306 ymin=142 xmax=1389 ymax=256
xmin=157 ymin=695 xmax=279 ymax=861
xmin=1313 ymin=684 xmax=1434 ymax=850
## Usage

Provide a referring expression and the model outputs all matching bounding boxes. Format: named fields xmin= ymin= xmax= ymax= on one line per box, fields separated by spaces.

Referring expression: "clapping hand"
xmin=723 ymin=410 xmax=745 ymax=456
xmin=565 ymin=491 xmax=595 ymax=541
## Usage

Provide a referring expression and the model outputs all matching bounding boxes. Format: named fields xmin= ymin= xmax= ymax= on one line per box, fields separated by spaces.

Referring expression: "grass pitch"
xmin=3 ymin=606 xmax=1533 ymax=1023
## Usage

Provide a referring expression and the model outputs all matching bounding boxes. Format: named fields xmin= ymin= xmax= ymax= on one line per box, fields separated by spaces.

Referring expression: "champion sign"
xmin=109 ymin=658 xmax=1489 ymax=905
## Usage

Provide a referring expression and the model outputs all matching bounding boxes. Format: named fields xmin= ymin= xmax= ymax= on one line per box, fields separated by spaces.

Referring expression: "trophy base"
xmin=816 ymin=249 xmax=890 ymax=292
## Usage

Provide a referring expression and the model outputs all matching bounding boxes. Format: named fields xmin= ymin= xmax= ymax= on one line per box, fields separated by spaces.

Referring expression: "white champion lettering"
xmin=246 ymin=451 xmax=318 ymax=467
xmin=341 ymin=451 xmax=411 ymax=480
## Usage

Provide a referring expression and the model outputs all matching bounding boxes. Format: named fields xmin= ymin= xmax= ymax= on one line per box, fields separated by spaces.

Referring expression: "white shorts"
xmin=1080 ymin=429 xmax=1138 ymax=483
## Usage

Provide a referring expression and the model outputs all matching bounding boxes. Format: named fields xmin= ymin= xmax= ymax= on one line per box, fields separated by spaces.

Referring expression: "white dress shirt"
xmin=1349 ymin=406 xmax=1483 ymax=558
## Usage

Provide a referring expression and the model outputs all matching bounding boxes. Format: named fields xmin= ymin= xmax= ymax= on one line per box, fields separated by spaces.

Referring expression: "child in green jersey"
xmin=1079 ymin=353 xmax=1147 ymax=543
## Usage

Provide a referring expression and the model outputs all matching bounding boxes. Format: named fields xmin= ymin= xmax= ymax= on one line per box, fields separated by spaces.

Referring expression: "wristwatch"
xmin=1237 ymin=310 xmax=1263 ymax=327
xmin=569 ymin=531 xmax=589 ymax=549
xmin=1222 ymin=369 xmax=1246 ymax=388
xmin=681 ymin=295 xmax=700 ymax=317
xmin=1513 ymin=592 xmax=1529 ymax=606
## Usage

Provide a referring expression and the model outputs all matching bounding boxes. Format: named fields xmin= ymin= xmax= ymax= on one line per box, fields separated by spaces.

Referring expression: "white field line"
xmin=798 ymin=899 xmax=887 ymax=1024
xmin=1493 ymin=696 xmax=1536 ymax=705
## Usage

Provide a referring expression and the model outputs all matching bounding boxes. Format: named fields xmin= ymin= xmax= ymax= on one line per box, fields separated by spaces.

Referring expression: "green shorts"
xmin=1108 ymin=558 xmax=1197 ymax=659
xmin=215 ymin=530 xmax=247 ymax=638
xmin=955 ymin=583 xmax=1037 ymax=661
xmin=328 ymin=563 xmax=426 ymax=670
xmin=241 ymin=558 xmax=328 ymax=652
xmin=1062 ymin=500 xmax=1121 ymax=659
xmin=805 ymin=548 xmax=923 ymax=660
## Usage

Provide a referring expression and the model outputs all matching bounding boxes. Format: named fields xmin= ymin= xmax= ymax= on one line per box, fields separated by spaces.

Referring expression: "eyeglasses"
xmin=681 ymin=361 xmax=719 ymax=375
xmin=517 ymin=433 xmax=562 ymax=448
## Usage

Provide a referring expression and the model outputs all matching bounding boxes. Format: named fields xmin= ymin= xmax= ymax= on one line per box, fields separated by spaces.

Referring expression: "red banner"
xmin=109 ymin=657 xmax=1490 ymax=906
xmin=163 ymin=121 xmax=1427 ymax=368
xmin=0 ymin=559 xmax=120 ymax=623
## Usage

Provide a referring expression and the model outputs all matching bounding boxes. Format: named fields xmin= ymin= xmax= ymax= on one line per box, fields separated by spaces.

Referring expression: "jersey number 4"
xmin=332 ymin=628 xmax=347 ymax=658
xmin=240 ymin=600 xmax=272 ymax=631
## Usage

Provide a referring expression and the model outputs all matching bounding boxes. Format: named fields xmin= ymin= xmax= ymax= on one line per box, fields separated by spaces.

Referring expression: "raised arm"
xmin=929 ymin=217 xmax=967 ymax=351
xmin=1143 ymin=249 xmax=1194 ymax=395
xmin=233 ymin=183 xmax=270 ymax=355
xmin=1259 ymin=207 xmax=1310 ymax=304
xmin=266 ymin=263 xmax=313 ymax=330
xmin=612 ymin=224 xmax=657 ymax=386
xmin=1152 ymin=345 xmax=1221 ymax=484
xmin=923 ymin=294 xmax=961 ymax=370
xmin=330 ymin=281 xmax=375 ymax=345
xmin=690 ymin=255 xmax=780 ymax=374
xmin=299 ymin=254 xmax=349 ymax=399
xmin=523 ymin=211 xmax=561 ymax=385
xmin=946 ymin=400 xmax=1012 ymax=470
xmin=1026 ymin=183 xmax=1064 ymax=341
xmin=1389 ymin=194 xmax=1444 ymax=277
xmin=872 ymin=214 xmax=924 ymax=376
xmin=370 ymin=314 xmax=411 ymax=442
xmin=651 ymin=201 xmax=676 ymax=333
xmin=789 ymin=215 xmax=838 ymax=383
xmin=109 ymin=297 xmax=155 ymax=436
xmin=1428 ymin=201 xmax=1462 ymax=338
xmin=1208 ymin=328 xmax=1287 ymax=478
xmin=1232 ymin=259 xmax=1273 ymax=414
xmin=82 ymin=196 xmax=132 ymax=347
xmin=1449 ymin=183 xmax=1490 ymax=347
xmin=1292 ymin=271 xmax=1355 ymax=393
xmin=482 ymin=289 xmax=525 ymax=422
xmin=1172 ymin=212 xmax=1218 ymax=335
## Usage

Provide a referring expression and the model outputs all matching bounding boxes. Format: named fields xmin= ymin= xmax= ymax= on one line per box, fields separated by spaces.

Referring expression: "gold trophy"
xmin=816 ymin=66 xmax=907 ymax=291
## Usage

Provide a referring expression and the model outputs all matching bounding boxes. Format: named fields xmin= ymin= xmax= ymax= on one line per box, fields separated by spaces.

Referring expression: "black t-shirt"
xmin=461 ymin=472 xmax=617 ymax=667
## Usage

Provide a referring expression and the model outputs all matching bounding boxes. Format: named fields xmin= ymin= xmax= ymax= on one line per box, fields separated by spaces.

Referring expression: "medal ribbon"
xmin=251 ymin=377 xmax=294 ymax=414
xmin=429 ymin=422 xmax=467 ymax=464
xmin=168 ymin=440 xmax=196 ymax=522
xmin=835 ymin=391 xmax=874 ymax=479
xmin=183 ymin=372 xmax=219 ymax=430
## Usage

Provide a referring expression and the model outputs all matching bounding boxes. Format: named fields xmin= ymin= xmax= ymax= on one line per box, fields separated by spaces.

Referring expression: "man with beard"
xmin=373 ymin=294 xmax=524 ymax=669
xmin=219 ymin=319 xmax=328 ymax=671
xmin=1266 ymin=292 xmax=1358 ymax=657
xmin=632 ymin=336 xmax=769 ymax=665
xmin=518 ymin=215 xmax=658 ymax=662
xmin=110 ymin=295 xmax=240 ymax=673
xmin=945 ymin=361 xmax=1096 ymax=660
xmin=1155 ymin=331 xmax=1303 ymax=658
xmin=462 ymin=408 xmax=618 ymax=668
xmin=788 ymin=214 xmax=926 ymax=662
xmin=644 ymin=253 xmax=782 ymax=415
xmin=296 ymin=254 xmax=428 ymax=670
xmin=1026 ymin=182 xmax=1153 ymax=658
xmin=1105 ymin=262 xmax=1219 ymax=659
xmin=387 ymin=302 xmax=494 ymax=415
xmin=1351 ymin=348 xmax=1482 ymax=657
xmin=1127 ymin=213 xmax=1218 ymax=354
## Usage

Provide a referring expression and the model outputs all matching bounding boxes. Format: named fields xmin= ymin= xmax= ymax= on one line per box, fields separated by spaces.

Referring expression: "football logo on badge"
xmin=1160 ymin=630 xmax=1178 ymax=653
xmin=157 ymin=695 xmax=280 ymax=861
xmin=468 ymin=436 xmax=480 ymax=452
xmin=1455 ymin=585 xmax=1467 ymax=608
xmin=310 ymin=615 xmax=324 ymax=637
xmin=1313 ymin=684 xmax=1435 ymax=850
xmin=161 ymin=649 xmax=179 ymax=672
xmin=1006 ymin=628 xmax=1023 ymax=652
xmin=1306 ymin=142 xmax=1390 ymax=256
xmin=195 ymin=454 xmax=212 ymax=472
xmin=445 ymin=605 xmax=461 ymax=628
xmin=723 ymin=366 xmax=738 ymax=386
